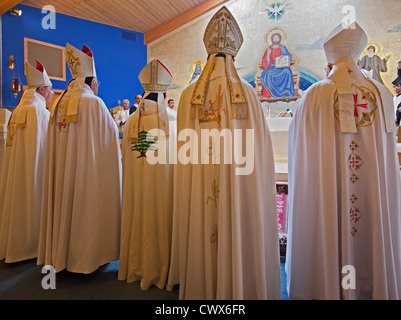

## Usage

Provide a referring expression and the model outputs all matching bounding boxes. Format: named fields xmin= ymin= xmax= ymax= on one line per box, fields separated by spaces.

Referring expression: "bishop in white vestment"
xmin=0 ymin=61 xmax=52 ymax=262
xmin=37 ymin=44 xmax=121 ymax=274
xmin=171 ymin=6 xmax=281 ymax=300
xmin=286 ymin=23 xmax=401 ymax=300
xmin=118 ymin=59 xmax=177 ymax=290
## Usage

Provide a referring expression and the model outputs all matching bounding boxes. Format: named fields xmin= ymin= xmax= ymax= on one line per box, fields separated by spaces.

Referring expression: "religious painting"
xmin=188 ymin=60 xmax=205 ymax=84
xmin=357 ymin=42 xmax=391 ymax=85
xmin=255 ymin=28 xmax=300 ymax=103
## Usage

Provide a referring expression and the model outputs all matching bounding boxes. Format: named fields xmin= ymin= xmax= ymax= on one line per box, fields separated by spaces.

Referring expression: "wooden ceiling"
xmin=0 ymin=0 xmax=229 ymax=44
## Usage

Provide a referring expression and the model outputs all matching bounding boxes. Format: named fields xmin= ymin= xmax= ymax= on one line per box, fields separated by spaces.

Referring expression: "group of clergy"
xmin=1 ymin=6 xmax=401 ymax=300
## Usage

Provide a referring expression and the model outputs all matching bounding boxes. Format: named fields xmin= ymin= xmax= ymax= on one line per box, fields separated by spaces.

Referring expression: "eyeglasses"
xmin=93 ymin=80 xmax=101 ymax=86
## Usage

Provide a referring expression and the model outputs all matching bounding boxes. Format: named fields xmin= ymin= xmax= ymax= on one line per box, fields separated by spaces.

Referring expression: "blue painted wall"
xmin=1 ymin=4 xmax=147 ymax=108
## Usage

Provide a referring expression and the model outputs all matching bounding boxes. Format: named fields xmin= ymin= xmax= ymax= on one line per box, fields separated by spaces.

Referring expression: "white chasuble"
xmin=118 ymin=100 xmax=177 ymax=290
xmin=286 ymin=65 xmax=401 ymax=300
xmin=37 ymin=84 xmax=122 ymax=274
xmin=172 ymin=57 xmax=281 ymax=300
xmin=0 ymin=92 xmax=49 ymax=262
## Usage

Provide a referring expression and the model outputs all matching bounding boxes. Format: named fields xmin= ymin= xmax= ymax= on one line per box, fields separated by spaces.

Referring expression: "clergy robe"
xmin=37 ymin=83 xmax=121 ymax=274
xmin=0 ymin=92 xmax=49 ymax=262
xmin=118 ymin=102 xmax=177 ymax=290
xmin=286 ymin=64 xmax=401 ymax=300
xmin=172 ymin=57 xmax=281 ymax=300
xmin=0 ymin=108 xmax=11 ymax=183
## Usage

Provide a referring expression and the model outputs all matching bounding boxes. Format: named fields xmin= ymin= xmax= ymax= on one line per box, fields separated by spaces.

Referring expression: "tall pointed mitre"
xmin=323 ymin=22 xmax=367 ymax=65
xmin=14 ymin=60 xmax=51 ymax=128
xmin=191 ymin=6 xmax=247 ymax=119
xmin=323 ymin=22 xmax=367 ymax=133
xmin=54 ymin=43 xmax=97 ymax=125
xmin=65 ymin=43 xmax=97 ymax=79
xmin=25 ymin=60 xmax=52 ymax=88
xmin=203 ymin=5 xmax=243 ymax=57
xmin=128 ymin=59 xmax=172 ymax=142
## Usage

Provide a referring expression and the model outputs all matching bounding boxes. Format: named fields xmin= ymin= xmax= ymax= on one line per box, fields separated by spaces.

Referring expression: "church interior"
xmin=1 ymin=0 xmax=401 ymax=303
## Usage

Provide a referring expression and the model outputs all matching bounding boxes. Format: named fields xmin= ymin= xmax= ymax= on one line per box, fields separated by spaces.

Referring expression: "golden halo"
xmin=266 ymin=28 xmax=287 ymax=46
xmin=361 ymin=42 xmax=382 ymax=57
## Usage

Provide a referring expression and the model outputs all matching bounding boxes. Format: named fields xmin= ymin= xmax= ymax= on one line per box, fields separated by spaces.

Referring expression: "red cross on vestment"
xmin=353 ymin=93 xmax=368 ymax=117
xmin=350 ymin=207 xmax=359 ymax=223
xmin=349 ymin=155 xmax=362 ymax=169
xmin=58 ymin=118 xmax=67 ymax=131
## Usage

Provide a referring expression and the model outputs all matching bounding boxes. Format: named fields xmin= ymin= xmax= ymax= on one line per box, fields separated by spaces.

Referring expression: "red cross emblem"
xmin=348 ymin=155 xmax=362 ymax=170
xmin=58 ymin=118 xmax=67 ymax=131
xmin=353 ymin=93 xmax=368 ymax=117
xmin=349 ymin=206 xmax=361 ymax=224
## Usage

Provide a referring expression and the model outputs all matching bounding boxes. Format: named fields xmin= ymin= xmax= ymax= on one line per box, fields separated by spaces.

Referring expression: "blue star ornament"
xmin=265 ymin=1 xmax=290 ymax=21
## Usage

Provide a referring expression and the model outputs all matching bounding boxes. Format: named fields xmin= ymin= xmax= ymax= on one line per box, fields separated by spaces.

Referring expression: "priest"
xmin=118 ymin=59 xmax=177 ymax=290
xmin=0 ymin=61 xmax=52 ymax=263
xmin=171 ymin=6 xmax=281 ymax=300
xmin=37 ymin=44 xmax=122 ymax=274
xmin=286 ymin=22 xmax=401 ymax=299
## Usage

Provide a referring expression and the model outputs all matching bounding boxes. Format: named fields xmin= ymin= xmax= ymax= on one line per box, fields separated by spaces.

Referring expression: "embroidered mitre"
xmin=138 ymin=59 xmax=172 ymax=92
xmin=203 ymin=5 xmax=243 ymax=57
xmin=66 ymin=43 xmax=97 ymax=79
xmin=129 ymin=59 xmax=172 ymax=142
xmin=55 ymin=43 xmax=97 ymax=125
xmin=191 ymin=6 xmax=247 ymax=119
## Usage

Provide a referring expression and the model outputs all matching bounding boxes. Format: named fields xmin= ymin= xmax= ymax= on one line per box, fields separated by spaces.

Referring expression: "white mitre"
xmin=323 ymin=22 xmax=367 ymax=65
xmin=65 ymin=43 xmax=97 ymax=79
xmin=128 ymin=59 xmax=172 ymax=142
xmin=25 ymin=60 xmax=52 ymax=88
xmin=323 ymin=22 xmax=367 ymax=133
xmin=15 ymin=60 xmax=51 ymax=128
xmin=138 ymin=59 xmax=172 ymax=92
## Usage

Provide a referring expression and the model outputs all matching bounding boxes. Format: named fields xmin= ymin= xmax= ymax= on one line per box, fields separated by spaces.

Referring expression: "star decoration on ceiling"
xmin=263 ymin=1 xmax=291 ymax=21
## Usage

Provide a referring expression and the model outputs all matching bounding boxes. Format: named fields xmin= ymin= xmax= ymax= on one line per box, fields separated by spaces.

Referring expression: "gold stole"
xmin=190 ymin=53 xmax=248 ymax=120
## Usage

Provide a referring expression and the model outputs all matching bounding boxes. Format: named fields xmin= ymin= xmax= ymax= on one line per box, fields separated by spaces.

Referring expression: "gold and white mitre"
xmin=323 ymin=22 xmax=367 ymax=133
xmin=191 ymin=6 xmax=247 ymax=119
xmin=55 ymin=43 xmax=97 ymax=124
xmin=66 ymin=43 xmax=96 ymax=79
xmin=138 ymin=59 xmax=172 ymax=93
xmin=128 ymin=59 xmax=172 ymax=142
xmin=203 ymin=5 xmax=243 ymax=57
xmin=26 ymin=60 xmax=52 ymax=88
